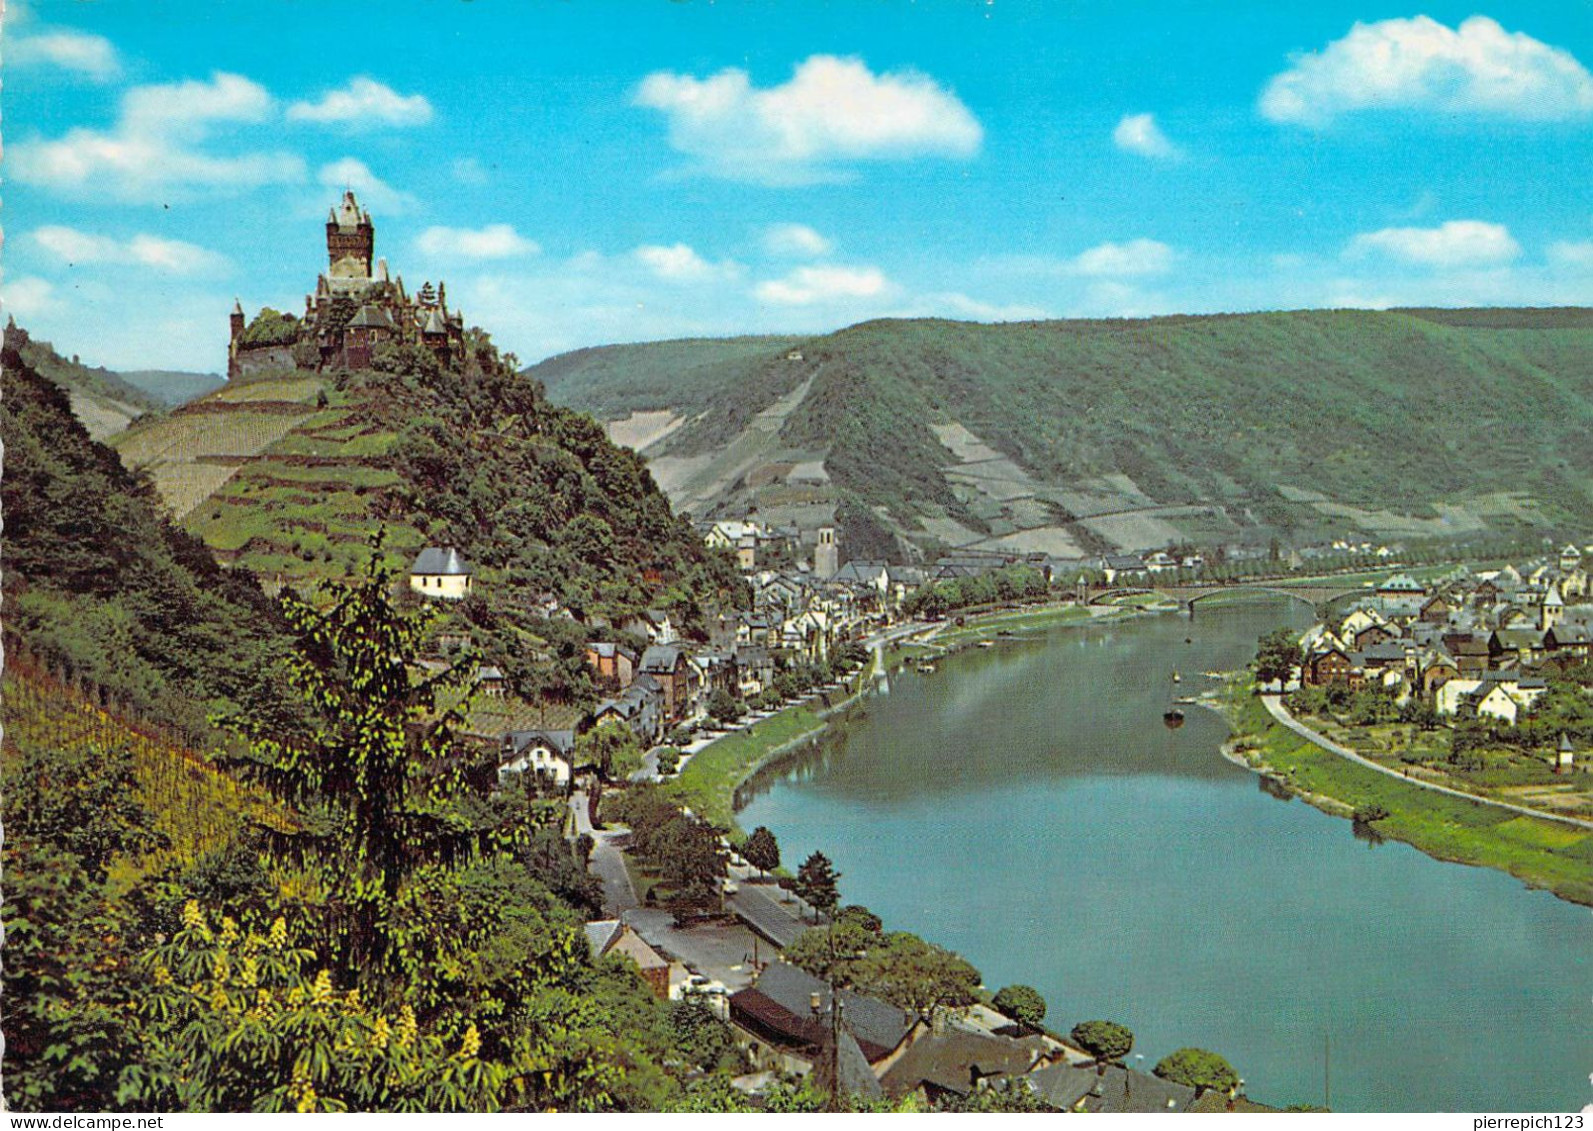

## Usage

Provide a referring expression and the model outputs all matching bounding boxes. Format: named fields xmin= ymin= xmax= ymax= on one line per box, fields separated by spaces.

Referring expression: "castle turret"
xmin=230 ymin=298 xmax=245 ymax=340
xmin=326 ymin=190 xmax=374 ymax=276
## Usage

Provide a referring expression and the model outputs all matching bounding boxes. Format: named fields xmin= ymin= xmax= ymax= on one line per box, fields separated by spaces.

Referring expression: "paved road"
xmin=726 ymin=874 xmax=823 ymax=949
xmin=570 ymin=790 xmax=641 ymax=916
xmin=1262 ymin=694 xmax=1593 ymax=831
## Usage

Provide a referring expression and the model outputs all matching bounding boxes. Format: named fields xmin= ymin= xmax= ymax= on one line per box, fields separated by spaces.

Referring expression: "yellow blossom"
xmin=459 ymin=1023 xmax=481 ymax=1060
xmin=311 ymin=969 xmax=334 ymax=1005
xmin=182 ymin=901 xmax=203 ymax=930
xmin=370 ymin=1016 xmax=391 ymax=1052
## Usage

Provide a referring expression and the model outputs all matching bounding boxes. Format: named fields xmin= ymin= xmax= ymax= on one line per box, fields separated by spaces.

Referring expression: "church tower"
xmin=325 ymin=190 xmax=374 ymax=276
xmin=815 ymin=526 xmax=839 ymax=579
xmin=227 ymin=299 xmax=245 ymax=379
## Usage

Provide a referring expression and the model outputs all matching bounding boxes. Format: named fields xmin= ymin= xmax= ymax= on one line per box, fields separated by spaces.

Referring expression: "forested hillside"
xmin=534 ymin=308 xmax=1593 ymax=560
xmin=2 ymin=324 xmax=298 ymax=735
xmin=1 ymin=326 xmax=760 ymax=1112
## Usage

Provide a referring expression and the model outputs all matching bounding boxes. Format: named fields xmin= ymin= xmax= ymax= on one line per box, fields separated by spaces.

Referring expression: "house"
xmin=1304 ymin=642 xmax=1354 ymax=686
xmin=1544 ymin=622 xmax=1592 ymax=661
xmin=1419 ymin=592 xmax=1453 ymax=624
xmin=1100 ymin=554 xmax=1148 ymax=584
xmin=1025 ymin=1063 xmax=1198 ymax=1113
xmin=1351 ymin=622 xmax=1398 ymax=651
xmin=584 ymin=920 xmax=672 ymax=999
xmin=584 ymin=641 xmax=637 ymax=689
xmin=878 ymin=1028 xmax=1053 ymax=1104
xmin=1376 ymin=573 xmax=1427 ymax=599
xmin=1557 ymin=734 xmax=1576 ymax=772
xmin=593 ymin=672 xmax=663 ymax=744
xmin=1418 ymin=649 xmax=1460 ymax=696
xmin=476 ymin=665 xmax=507 ymax=697
xmin=499 ymin=729 xmax=576 ymax=791
xmin=1436 ymin=672 xmax=1546 ymax=721
xmin=408 ymin=546 xmax=474 ymax=599
xmin=735 ymin=646 xmax=776 ymax=697
xmin=638 ymin=645 xmax=700 ymax=724
xmin=1489 ymin=627 xmax=1544 ymax=667
xmin=727 ymin=963 xmax=915 ymax=1076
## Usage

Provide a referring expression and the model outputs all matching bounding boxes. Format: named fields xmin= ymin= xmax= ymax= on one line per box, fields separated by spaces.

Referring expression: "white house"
xmin=499 ymin=729 xmax=576 ymax=790
xmin=409 ymin=546 xmax=474 ymax=599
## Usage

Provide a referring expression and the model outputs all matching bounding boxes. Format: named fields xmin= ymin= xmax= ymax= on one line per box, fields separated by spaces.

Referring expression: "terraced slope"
xmin=534 ymin=308 xmax=1593 ymax=558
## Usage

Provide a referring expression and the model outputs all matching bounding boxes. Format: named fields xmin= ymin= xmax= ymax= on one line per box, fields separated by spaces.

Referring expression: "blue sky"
xmin=4 ymin=0 xmax=1590 ymax=372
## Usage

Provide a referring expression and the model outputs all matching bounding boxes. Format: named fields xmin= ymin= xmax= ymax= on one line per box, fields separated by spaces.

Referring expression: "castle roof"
xmin=333 ymin=190 xmax=368 ymax=230
xmin=348 ymin=304 xmax=395 ymax=330
xmin=422 ymin=308 xmax=449 ymax=335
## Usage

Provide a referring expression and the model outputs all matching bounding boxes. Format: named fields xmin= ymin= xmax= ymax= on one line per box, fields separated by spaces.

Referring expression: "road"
xmin=1261 ymin=694 xmax=1593 ymax=830
xmin=570 ymin=789 xmax=641 ymax=916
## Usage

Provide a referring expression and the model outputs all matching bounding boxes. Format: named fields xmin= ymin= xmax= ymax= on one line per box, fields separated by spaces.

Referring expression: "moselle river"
xmin=737 ymin=597 xmax=1592 ymax=1112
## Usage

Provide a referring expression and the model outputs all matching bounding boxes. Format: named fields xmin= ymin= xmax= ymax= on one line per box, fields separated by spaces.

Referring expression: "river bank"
xmin=1219 ymin=680 xmax=1593 ymax=906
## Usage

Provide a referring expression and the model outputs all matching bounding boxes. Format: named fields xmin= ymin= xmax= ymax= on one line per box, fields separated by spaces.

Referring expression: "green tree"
xmin=1070 ymin=1020 xmax=1134 ymax=1063
xmin=1254 ymin=627 xmax=1300 ymax=687
xmin=577 ymin=718 xmax=644 ymax=781
xmin=706 ymin=687 xmax=743 ymax=725
xmin=743 ymin=826 xmax=781 ymax=879
xmin=850 ymin=932 xmax=981 ymax=1018
xmin=221 ymin=544 xmax=488 ymax=987
xmin=1153 ymin=1047 xmax=1240 ymax=1094
xmin=992 ymin=984 xmax=1047 ymax=1031
xmin=795 ymin=851 xmax=841 ymax=923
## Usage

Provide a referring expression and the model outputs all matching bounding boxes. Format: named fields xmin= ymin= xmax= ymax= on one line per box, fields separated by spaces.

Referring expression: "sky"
xmin=3 ymin=0 xmax=1591 ymax=373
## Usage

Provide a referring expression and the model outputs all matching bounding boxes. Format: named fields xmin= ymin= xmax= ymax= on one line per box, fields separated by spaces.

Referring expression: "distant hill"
xmin=117 ymin=368 xmax=226 ymax=406
xmin=532 ymin=308 xmax=1593 ymax=559
xmin=10 ymin=327 xmax=167 ymax=440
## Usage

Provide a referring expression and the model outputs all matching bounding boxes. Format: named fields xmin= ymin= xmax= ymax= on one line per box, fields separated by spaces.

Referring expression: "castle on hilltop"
xmin=228 ymin=190 xmax=466 ymax=378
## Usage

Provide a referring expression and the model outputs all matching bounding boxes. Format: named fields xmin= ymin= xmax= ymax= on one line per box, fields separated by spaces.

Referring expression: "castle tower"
xmin=815 ymin=526 xmax=839 ymax=579
xmin=227 ymin=299 xmax=245 ymax=379
xmin=325 ymin=190 xmax=374 ymax=276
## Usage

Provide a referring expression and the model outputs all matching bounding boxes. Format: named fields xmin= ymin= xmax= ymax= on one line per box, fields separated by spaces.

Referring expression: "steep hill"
xmin=1 ymin=324 xmax=299 ymax=735
xmin=533 ymin=308 xmax=1593 ymax=559
xmin=109 ymin=333 xmax=745 ymax=681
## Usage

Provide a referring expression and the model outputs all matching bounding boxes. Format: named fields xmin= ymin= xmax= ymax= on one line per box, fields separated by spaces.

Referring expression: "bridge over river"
xmin=1089 ymin=581 xmax=1369 ymax=610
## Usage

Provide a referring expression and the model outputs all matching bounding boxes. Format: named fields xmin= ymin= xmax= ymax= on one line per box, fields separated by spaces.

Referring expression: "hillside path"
xmin=1261 ymin=695 xmax=1593 ymax=831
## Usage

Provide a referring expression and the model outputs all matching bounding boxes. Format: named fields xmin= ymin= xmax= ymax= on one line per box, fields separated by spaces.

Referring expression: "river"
xmin=737 ymin=597 xmax=1592 ymax=1112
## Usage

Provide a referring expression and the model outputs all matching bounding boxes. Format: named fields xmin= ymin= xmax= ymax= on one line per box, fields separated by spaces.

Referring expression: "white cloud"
xmin=635 ymin=54 xmax=982 ymax=183
xmin=1 ymin=276 xmax=61 ymax=321
xmin=755 ymin=264 xmax=892 ymax=305
xmin=10 ymin=29 xmax=120 ymax=79
xmin=1548 ymin=241 xmax=1593 ymax=268
xmin=634 ymin=243 xmax=741 ymax=284
xmin=317 ymin=158 xmax=416 ymax=214
xmin=32 ymin=226 xmax=231 ymax=275
xmin=8 ymin=72 xmax=304 ymax=202
xmin=1260 ymin=16 xmax=1593 ymax=126
xmin=763 ymin=222 xmax=834 ymax=258
xmin=1112 ymin=113 xmax=1180 ymax=159
xmin=416 ymin=224 xmax=539 ymax=260
xmin=287 ymin=77 xmax=434 ymax=127
xmin=1071 ymin=239 xmax=1176 ymax=277
xmin=1347 ymin=220 xmax=1520 ymax=268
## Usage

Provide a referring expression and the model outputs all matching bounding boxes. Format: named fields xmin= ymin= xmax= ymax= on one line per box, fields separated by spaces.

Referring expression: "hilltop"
xmin=532 ymin=308 xmax=1593 ymax=561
